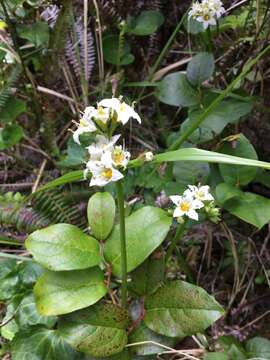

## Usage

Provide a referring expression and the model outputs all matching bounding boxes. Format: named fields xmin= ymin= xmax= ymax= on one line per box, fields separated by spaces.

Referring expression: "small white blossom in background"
xmin=144 ymin=151 xmax=154 ymax=162
xmin=184 ymin=185 xmax=214 ymax=202
xmin=170 ymin=184 xmax=214 ymax=221
xmin=170 ymin=194 xmax=204 ymax=221
xmin=98 ymin=97 xmax=141 ymax=125
xmin=189 ymin=0 xmax=225 ymax=29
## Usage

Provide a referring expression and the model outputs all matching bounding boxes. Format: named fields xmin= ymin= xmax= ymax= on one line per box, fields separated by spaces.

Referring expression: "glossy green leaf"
xmin=154 ymin=147 xmax=270 ymax=170
xmin=0 ymin=125 xmax=23 ymax=150
xmin=246 ymin=337 xmax=270 ymax=358
xmin=185 ymin=99 xmax=252 ymax=143
xmin=11 ymin=326 xmax=77 ymax=360
xmin=156 ymin=72 xmax=199 ymax=107
xmin=129 ymin=323 xmax=175 ymax=356
xmin=17 ymin=293 xmax=57 ymax=328
xmin=219 ymin=134 xmax=258 ymax=186
xmin=104 ymin=206 xmax=172 ymax=276
xmin=59 ymin=303 xmax=128 ymax=357
xmin=88 ymin=192 xmax=116 ymax=240
xmin=144 ymin=280 xmax=224 ymax=337
xmin=130 ymin=257 xmax=165 ymax=296
xmin=26 ymin=224 xmax=101 ymax=271
xmin=216 ymin=183 xmax=270 ymax=228
xmin=103 ymin=34 xmax=134 ymax=65
xmin=127 ymin=10 xmax=164 ymax=36
xmin=187 ymin=52 xmax=215 ymax=86
xmin=34 ymin=267 xmax=107 ymax=315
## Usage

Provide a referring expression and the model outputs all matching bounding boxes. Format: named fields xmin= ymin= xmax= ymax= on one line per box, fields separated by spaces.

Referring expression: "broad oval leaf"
xmin=127 ymin=10 xmax=164 ymax=36
xmin=246 ymin=336 xmax=270 ymax=359
xmin=103 ymin=34 xmax=134 ymax=66
xmin=154 ymin=147 xmax=270 ymax=170
xmin=187 ymin=52 xmax=215 ymax=86
xmin=216 ymin=183 xmax=270 ymax=229
xmin=34 ymin=267 xmax=107 ymax=315
xmin=26 ymin=224 xmax=101 ymax=271
xmin=156 ymin=72 xmax=199 ymax=107
xmin=130 ymin=257 xmax=165 ymax=296
xmin=219 ymin=134 xmax=258 ymax=186
xmin=88 ymin=192 xmax=116 ymax=240
xmin=104 ymin=206 xmax=172 ymax=276
xmin=59 ymin=303 xmax=128 ymax=358
xmin=144 ymin=280 xmax=224 ymax=337
xmin=10 ymin=326 xmax=77 ymax=360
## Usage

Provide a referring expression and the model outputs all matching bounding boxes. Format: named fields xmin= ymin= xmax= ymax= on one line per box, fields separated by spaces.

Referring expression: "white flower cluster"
xmin=73 ymin=97 xmax=141 ymax=145
xmin=189 ymin=0 xmax=225 ymax=29
xmin=170 ymin=185 xmax=214 ymax=221
xmin=72 ymin=97 xmax=142 ymax=187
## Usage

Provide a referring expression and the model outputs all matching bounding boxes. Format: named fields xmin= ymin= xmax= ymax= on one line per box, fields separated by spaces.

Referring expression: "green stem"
xmin=166 ymin=224 xmax=195 ymax=283
xmin=115 ymin=180 xmax=128 ymax=308
xmin=166 ymin=223 xmax=185 ymax=262
xmin=149 ymin=10 xmax=188 ymax=80
xmin=175 ymin=248 xmax=195 ymax=283
xmin=169 ymin=44 xmax=270 ymax=151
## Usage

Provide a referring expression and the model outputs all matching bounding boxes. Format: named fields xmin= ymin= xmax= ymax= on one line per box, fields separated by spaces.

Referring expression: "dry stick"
xmin=221 ymin=222 xmax=240 ymax=309
xmin=126 ymin=341 xmax=202 ymax=360
xmin=92 ymin=0 xmax=104 ymax=83
xmin=249 ymin=237 xmax=270 ymax=288
xmin=238 ymin=309 xmax=270 ymax=332
xmin=36 ymin=85 xmax=76 ymax=104
xmin=32 ymin=159 xmax=47 ymax=193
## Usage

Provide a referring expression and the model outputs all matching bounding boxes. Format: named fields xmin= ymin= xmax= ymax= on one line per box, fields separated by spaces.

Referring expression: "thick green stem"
xmin=115 ymin=180 xmax=128 ymax=308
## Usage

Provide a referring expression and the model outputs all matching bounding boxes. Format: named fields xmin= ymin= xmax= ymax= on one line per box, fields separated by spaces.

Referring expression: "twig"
xmin=37 ymin=85 xmax=75 ymax=103
xmin=32 ymin=159 xmax=47 ymax=193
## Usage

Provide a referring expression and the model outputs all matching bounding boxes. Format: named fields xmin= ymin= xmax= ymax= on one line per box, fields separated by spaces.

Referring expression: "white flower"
xmin=98 ymin=97 xmax=141 ymax=125
xmin=197 ymin=9 xmax=217 ymax=29
xmin=206 ymin=0 xmax=225 ymax=18
xmin=87 ymin=152 xmax=123 ymax=187
xmin=170 ymin=194 xmax=204 ymax=221
xmin=73 ymin=117 xmax=97 ymax=144
xmin=188 ymin=0 xmax=225 ymax=29
xmin=87 ymin=134 xmax=121 ymax=161
xmin=185 ymin=185 xmax=214 ymax=202
xmin=145 ymin=151 xmax=154 ymax=162
xmin=188 ymin=2 xmax=202 ymax=18
xmin=110 ymin=146 xmax=130 ymax=169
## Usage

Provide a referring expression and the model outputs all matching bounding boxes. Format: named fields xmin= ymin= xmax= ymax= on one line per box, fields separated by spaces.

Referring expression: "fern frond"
xmin=31 ymin=189 xmax=86 ymax=228
xmin=65 ymin=18 xmax=96 ymax=83
xmin=0 ymin=65 xmax=21 ymax=113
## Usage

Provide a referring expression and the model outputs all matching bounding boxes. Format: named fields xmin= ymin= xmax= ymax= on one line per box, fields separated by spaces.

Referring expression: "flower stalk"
xmin=115 ymin=179 xmax=128 ymax=308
